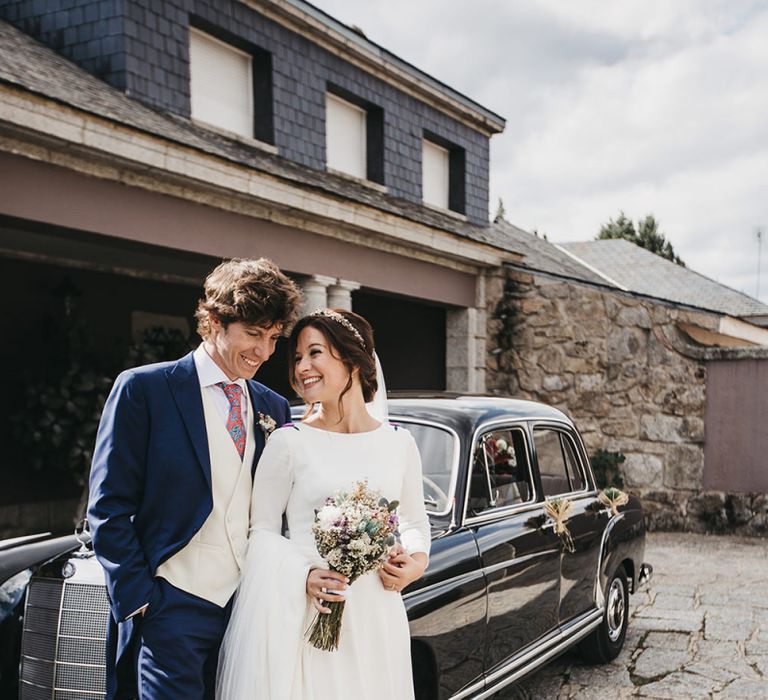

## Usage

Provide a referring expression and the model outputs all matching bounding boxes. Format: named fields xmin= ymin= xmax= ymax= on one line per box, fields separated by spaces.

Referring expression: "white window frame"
xmin=422 ymin=138 xmax=450 ymax=210
xmin=189 ymin=27 xmax=253 ymax=139
xmin=325 ymin=92 xmax=367 ymax=180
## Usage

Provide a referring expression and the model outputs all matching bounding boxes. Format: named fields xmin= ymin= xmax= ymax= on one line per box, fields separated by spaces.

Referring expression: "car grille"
xmin=20 ymin=575 xmax=109 ymax=699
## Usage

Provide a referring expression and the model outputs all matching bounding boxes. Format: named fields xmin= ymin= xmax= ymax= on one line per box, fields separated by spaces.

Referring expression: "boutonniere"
xmin=257 ymin=412 xmax=277 ymax=439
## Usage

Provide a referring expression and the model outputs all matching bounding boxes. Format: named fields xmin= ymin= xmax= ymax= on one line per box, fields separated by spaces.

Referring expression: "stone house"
xmin=486 ymin=224 xmax=768 ymax=535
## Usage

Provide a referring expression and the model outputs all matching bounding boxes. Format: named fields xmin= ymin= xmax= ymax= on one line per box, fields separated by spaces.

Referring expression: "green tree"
xmin=494 ymin=197 xmax=507 ymax=223
xmin=598 ymin=212 xmax=685 ymax=266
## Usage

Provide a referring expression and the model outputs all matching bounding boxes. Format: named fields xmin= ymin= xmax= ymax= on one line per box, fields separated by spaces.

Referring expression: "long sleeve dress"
xmin=216 ymin=421 xmax=431 ymax=700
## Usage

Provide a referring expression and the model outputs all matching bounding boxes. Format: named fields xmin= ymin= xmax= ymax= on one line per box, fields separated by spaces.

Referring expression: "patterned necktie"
xmin=217 ymin=382 xmax=246 ymax=460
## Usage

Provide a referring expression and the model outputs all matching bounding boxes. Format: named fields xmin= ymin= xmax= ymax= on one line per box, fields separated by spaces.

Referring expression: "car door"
xmin=531 ymin=423 xmax=606 ymax=625
xmin=396 ymin=419 xmax=488 ymax=699
xmin=466 ymin=422 xmax=562 ymax=676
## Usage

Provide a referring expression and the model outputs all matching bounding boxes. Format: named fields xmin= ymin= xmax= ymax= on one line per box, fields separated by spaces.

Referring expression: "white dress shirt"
xmin=193 ymin=343 xmax=249 ymax=428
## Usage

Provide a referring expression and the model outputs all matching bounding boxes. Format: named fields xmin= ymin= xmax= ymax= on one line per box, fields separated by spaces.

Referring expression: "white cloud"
xmin=313 ymin=0 xmax=768 ymax=303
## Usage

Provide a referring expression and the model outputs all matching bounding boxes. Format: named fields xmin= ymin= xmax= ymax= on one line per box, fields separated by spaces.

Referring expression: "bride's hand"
xmin=306 ymin=568 xmax=349 ymax=614
xmin=378 ymin=548 xmax=428 ymax=593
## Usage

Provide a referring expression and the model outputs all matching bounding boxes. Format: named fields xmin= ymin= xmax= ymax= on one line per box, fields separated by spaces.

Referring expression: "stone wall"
xmin=486 ymin=266 xmax=768 ymax=535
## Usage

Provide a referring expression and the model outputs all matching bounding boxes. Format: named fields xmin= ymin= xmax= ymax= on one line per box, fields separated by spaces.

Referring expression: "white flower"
xmin=496 ymin=438 xmax=508 ymax=451
xmin=317 ymin=505 xmax=342 ymax=528
xmin=258 ymin=412 xmax=277 ymax=438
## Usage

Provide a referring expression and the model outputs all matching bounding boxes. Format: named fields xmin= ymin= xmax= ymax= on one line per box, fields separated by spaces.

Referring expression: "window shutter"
xmin=422 ymin=139 xmax=450 ymax=209
xmin=326 ymin=93 xmax=367 ymax=179
xmin=189 ymin=28 xmax=253 ymax=139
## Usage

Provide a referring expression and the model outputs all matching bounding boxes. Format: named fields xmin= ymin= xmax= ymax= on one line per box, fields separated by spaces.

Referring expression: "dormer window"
xmin=422 ymin=134 xmax=466 ymax=215
xmin=325 ymin=92 xmax=367 ymax=179
xmin=189 ymin=28 xmax=253 ymax=139
xmin=325 ymin=88 xmax=385 ymax=184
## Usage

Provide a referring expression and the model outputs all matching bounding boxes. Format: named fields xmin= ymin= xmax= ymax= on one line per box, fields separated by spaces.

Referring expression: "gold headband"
xmin=310 ymin=308 xmax=365 ymax=348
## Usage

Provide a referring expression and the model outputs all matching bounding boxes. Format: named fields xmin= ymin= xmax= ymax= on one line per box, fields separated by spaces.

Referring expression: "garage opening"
xmin=352 ymin=289 xmax=446 ymax=391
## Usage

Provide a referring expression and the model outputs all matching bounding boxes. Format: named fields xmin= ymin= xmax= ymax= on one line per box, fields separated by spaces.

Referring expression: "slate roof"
xmin=559 ymin=239 xmax=768 ymax=319
xmin=0 ymin=19 xmax=507 ymax=253
xmin=488 ymin=221 xmax=608 ymax=285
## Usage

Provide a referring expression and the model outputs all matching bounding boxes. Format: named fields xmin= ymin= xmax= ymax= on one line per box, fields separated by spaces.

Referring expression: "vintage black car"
xmin=0 ymin=395 xmax=650 ymax=699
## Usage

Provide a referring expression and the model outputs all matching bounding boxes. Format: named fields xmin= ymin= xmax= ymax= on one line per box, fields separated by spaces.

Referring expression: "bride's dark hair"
xmin=288 ymin=309 xmax=377 ymax=418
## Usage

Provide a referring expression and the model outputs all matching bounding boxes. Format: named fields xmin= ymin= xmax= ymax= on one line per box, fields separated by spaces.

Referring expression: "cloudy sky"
xmin=313 ymin=0 xmax=768 ymax=303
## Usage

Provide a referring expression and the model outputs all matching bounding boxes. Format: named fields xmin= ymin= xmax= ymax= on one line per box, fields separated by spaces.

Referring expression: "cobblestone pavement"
xmin=495 ymin=532 xmax=768 ymax=699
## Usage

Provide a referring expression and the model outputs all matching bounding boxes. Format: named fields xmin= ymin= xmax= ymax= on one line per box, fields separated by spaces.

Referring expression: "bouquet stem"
xmin=308 ymin=599 xmax=346 ymax=651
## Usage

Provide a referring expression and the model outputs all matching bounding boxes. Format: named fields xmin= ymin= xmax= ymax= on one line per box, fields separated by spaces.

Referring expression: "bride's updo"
xmin=288 ymin=309 xmax=378 ymax=403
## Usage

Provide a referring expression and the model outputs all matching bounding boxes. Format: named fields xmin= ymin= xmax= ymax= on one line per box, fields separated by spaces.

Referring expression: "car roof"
xmin=386 ymin=393 xmax=574 ymax=435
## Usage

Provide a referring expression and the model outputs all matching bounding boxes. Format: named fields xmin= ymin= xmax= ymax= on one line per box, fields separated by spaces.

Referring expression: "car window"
xmin=533 ymin=428 xmax=584 ymax=496
xmin=468 ymin=427 xmax=533 ymax=516
xmin=396 ymin=422 xmax=455 ymax=513
xmin=561 ymin=434 xmax=586 ymax=491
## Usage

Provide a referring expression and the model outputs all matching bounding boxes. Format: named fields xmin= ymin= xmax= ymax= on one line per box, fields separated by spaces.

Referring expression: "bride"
xmin=217 ymin=309 xmax=430 ymax=699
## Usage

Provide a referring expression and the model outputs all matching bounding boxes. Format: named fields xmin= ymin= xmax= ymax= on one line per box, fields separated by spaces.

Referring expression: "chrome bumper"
xmin=638 ymin=562 xmax=653 ymax=587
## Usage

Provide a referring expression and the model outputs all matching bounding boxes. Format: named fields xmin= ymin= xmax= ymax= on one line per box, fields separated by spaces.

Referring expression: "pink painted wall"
xmin=704 ymin=358 xmax=768 ymax=492
xmin=0 ymin=152 xmax=475 ymax=307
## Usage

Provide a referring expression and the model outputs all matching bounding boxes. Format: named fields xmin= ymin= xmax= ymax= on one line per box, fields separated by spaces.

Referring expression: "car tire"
xmin=579 ymin=566 xmax=629 ymax=664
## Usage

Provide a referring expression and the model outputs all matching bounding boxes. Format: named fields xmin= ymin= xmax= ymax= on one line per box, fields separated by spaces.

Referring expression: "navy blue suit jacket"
xmin=88 ymin=351 xmax=291 ymax=624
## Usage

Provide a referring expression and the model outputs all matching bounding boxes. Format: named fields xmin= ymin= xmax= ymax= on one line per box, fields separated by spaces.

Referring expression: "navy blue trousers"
xmin=132 ymin=578 xmax=231 ymax=700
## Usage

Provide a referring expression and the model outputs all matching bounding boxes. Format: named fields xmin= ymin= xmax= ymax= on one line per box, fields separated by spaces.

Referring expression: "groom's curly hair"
xmin=195 ymin=258 xmax=302 ymax=338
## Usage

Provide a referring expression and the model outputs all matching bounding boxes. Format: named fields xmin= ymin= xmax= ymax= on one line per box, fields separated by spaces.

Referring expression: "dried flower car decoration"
xmin=597 ymin=487 xmax=629 ymax=517
xmin=544 ymin=497 xmax=575 ymax=553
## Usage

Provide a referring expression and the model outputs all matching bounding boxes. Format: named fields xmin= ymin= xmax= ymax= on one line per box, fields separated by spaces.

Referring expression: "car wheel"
xmin=579 ymin=566 xmax=628 ymax=663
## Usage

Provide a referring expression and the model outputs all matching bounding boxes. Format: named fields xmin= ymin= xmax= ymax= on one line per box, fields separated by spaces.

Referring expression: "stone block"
xmin=654 ymin=385 xmax=706 ymax=416
xmin=686 ymin=492 xmax=727 ymax=532
xmin=616 ymin=304 xmax=653 ymax=329
xmin=622 ymin=453 xmax=662 ymax=487
xmin=542 ymin=374 xmax=567 ymax=392
xmin=575 ymin=373 xmax=603 ymax=391
xmin=640 ymin=415 xmax=704 ymax=443
xmin=537 ymin=345 xmax=566 ymax=373
xmin=664 ymin=445 xmax=704 ymax=490
xmin=606 ymin=327 xmax=647 ymax=364
xmin=633 ymin=648 xmax=690 ymax=680
xmin=537 ymin=282 xmax=571 ymax=299
xmin=644 ymin=631 xmax=692 ymax=651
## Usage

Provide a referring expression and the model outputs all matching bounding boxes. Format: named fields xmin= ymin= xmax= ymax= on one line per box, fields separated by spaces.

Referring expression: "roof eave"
xmin=244 ymin=0 xmax=506 ymax=136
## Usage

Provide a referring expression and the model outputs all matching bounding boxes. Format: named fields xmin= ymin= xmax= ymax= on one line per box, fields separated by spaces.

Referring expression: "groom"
xmin=88 ymin=258 xmax=302 ymax=699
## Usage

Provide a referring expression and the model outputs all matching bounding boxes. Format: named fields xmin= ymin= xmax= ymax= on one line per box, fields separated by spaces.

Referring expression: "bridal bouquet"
xmin=309 ymin=479 xmax=399 ymax=651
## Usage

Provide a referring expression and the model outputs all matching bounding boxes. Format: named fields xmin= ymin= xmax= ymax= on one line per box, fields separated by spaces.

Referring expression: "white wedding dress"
xmin=217 ymin=421 xmax=431 ymax=700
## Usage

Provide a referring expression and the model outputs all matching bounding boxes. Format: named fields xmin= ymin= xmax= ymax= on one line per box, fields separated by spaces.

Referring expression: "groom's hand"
xmin=306 ymin=568 xmax=349 ymax=614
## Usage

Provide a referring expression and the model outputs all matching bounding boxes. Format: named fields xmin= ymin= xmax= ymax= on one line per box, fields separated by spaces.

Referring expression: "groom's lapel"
xmin=166 ymin=352 xmax=212 ymax=491
xmin=246 ymin=381 xmax=267 ymax=476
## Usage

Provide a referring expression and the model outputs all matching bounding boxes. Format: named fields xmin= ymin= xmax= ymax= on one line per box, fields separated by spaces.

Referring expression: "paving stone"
xmin=685 ymin=661 xmax=740 ymax=684
xmin=637 ymin=670 xmax=722 ymax=698
xmin=749 ymin=655 xmax=768 ymax=677
xmin=714 ymin=678 xmax=768 ymax=698
xmin=633 ymin=648 xmax=691 ymax=680
xmin=651 ymin=593 xmax=697 ymax=611
xmin=569 ymin=661 xmax=633 ymax=687
xmin=745 ymin=638 xmax=768 ymax=655
xmin=633 ymin=614 xmax=702 ymax=634
xmin=651 ymin=583 xmax=697 ymax=598
xmin=704 ymin=614 xmax=756 ymax=642
xmin=694 ymin=641 xmax=760 ymax=680
xmin=568 ymin=684 xmax=636 ymax=699
xmin=643 ymin=631 xmax=692 ymax=651
xmin=701 ymin=592 xmax=767 ymax=609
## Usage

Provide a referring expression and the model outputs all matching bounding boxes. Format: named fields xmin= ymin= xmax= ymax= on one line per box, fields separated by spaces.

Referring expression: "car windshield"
xmin=394 ymin=421 xmax=455 ymax=514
